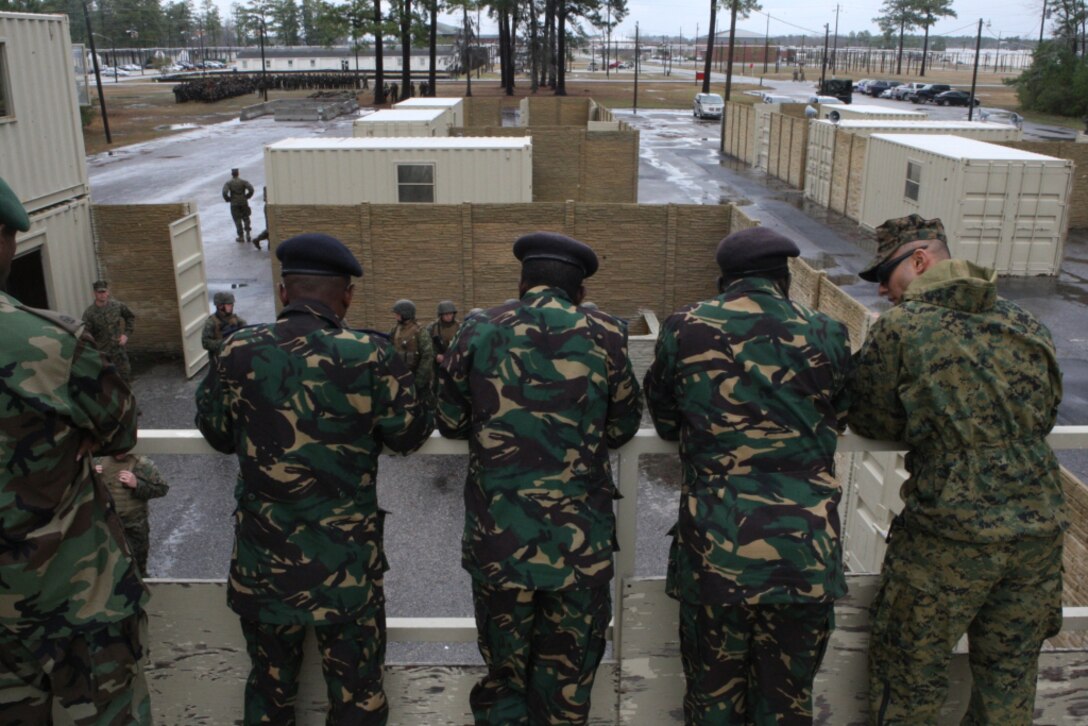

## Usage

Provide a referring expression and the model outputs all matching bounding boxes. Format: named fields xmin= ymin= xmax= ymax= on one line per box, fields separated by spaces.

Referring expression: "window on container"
xmin=397 ymin=164 xmax=435 ymax=203
xmin=265 ymin=60 xmax=271 ymax=69
xmin=310 ymin=59 xmax=316 ymax=68
xmin=904 ymin=160 xmax=921 ymax=202
xmin=0 ymin=44 xmax=11 ymax=119
xmin=288 ymin=60 xmax=294 ymax=68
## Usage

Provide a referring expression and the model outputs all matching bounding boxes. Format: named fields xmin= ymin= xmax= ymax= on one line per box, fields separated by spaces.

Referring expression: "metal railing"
xmin=138 ymin=426 xmax=1088 ymax=658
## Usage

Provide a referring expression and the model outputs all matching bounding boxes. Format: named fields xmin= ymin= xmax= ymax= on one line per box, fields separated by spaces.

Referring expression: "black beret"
xmin=276 ymin=233 xmax=363 ymax=278
xmin=0 ymin=175 xmax=30 ymax=233
xmin=716 ymin=227 xmax=799 ymax=276
xmin=513 ymin=231 xmax=598 ymax=278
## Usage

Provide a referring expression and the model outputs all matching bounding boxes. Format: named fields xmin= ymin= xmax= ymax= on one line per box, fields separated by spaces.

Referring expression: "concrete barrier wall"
xmin=525 ymin=96 xmax=592 ymax=126
xmin=462 ymin=97 xmax=504 ymax=127
xmin=91 ymin=203 xmax=191 ymax=356
xmin=722 ymin=101 xmax=756 ymax=164
xmin=768 ymin=111 xmax=809 ymax=189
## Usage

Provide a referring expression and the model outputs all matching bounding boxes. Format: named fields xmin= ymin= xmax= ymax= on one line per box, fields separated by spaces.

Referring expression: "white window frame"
xmin=904 ymin=159 xmax=921 ymax=202
xmin=0 ymin=42 xmax=12 ymax=120
xmin=396 ymin=163 xmax=436 ymax=203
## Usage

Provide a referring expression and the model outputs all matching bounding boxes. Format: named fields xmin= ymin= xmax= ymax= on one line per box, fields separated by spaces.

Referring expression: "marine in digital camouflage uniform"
xmin=437 ymin=231 xmax=643 ymax=725
xmin=644 ymin=227 xmax=851 ymax=726
xmin=202 ymin=290 xmax=248 ymax=357
xmin=94 ymin=454 xmax=170 ymax=577
xmin=848 ymin=214 xmax=1066 ymax=725
xmin=222 ymin=167 xmax=255 ymax=242
xmin=428 ymin=299 xmax=460 ymax=365
xmin=196 ymin=232 xmax=433 ymax=725
xmin=81 ymin=280 xmax=136 ymax=383
xmin=390 ymin=298 xmax=434 ymax=403
xmin=0 ymin=175 xmax=150 ymax=724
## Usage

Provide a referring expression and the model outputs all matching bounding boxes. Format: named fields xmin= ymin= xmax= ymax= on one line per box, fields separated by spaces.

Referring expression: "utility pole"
xmin=633 ymin=22 xmax=639 ymax=114
xmin=820 ymin=23 xmax=830 ymax=89
xmin=1040 ymin=0 xmax=1047 ymax=46
xmin=969 ymin=18 xmax=982 ymax=120
xmin=763 ymin=13 xmax=770 ymax=74
xmin=831 ymin=4 xmax=841 ymax=73
xmin=80 ymin=0 xmax=111 ymax=144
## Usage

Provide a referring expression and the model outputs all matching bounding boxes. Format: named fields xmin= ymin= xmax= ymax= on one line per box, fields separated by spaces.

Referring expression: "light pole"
xmin=79 ymin=0 xmax=111 ymax=144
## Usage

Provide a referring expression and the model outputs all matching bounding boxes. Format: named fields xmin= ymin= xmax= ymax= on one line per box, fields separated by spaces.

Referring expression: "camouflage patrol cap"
xmin=277 ymin=233 xmax=363 ymax=278
xmin=393 ymin=299 xmax=416 ymax=319
xmin=716 ymin=226 xmax=799 ymax=277
xmin=0 ymin=175 xmax=30 ymax=233
xmin=513 ymin=231 xmax=599 ymax=278
xmin=860 ymin=214 xmax=947 ymax=282
xmin=213 ymin=291 xmax=235 ymax=306
xmin=93 ymin=280 xmax=109 ymax=291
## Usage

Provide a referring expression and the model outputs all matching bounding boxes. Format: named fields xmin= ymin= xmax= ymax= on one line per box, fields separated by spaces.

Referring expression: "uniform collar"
xmin=279 ymin=299 xmax=343 ymax=328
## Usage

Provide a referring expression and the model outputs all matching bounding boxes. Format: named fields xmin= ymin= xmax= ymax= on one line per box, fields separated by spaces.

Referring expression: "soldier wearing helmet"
xmin=428 ymin=300 xmax=460 ymax=365
xmin=390 ymin=299 xmax=434 ymax=403
xmin=202 ymin=291 xmax=247 ymax=357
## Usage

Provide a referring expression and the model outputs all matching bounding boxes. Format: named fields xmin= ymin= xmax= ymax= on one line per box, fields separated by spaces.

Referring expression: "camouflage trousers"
xmin=240 ymin=606 xmax=388 ymax=726
xmin=868 ymin=525 xmax=1064 ymax=725
xmin=101 ymin=344 xmax=131 ymax=384
xmin=120 ymin=518 xmax=151 ymax=577
xmin=0 ymin=613 xmax=150 ymax=725
xmin=677 ymin=601 xmax=834 ymax=725
xmin=470 ymin=580 xmax=611 ymax=725
xmin=231 ymin=204 xmax=252 ymax=239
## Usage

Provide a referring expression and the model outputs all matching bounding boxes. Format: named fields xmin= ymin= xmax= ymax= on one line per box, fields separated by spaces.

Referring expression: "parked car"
xmin=762 ymin=94 xmax=799 ymax=104
xmin=934 ymin=90 xmax=980 ymax=107
xmin=808 ymin=94 xmax=844 ymax=105
xmin=908 ymin=84 xmax=951 ymax=103
xmin=694 ymin=92 xmax=725 ymax=119
xmin=977 ymin=107 xmax=1024 ymax=129
xmin=890 ymin=82 xmax=926 ymax=100
xmin=867 ymin=80 xmax=901 ymax=97
xmin=854 ymin=79 xmax=874 ymax=93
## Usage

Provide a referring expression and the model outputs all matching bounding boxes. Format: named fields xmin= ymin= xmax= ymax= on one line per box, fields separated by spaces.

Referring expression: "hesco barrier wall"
xmin=91 ymin=203 xmax=192 ymax=356
xmin=449 ymin=126 xmax=638 ymax=203
xmin=1000 ymin=140 xmax=1088 ymax=229
xmin=266 ymin=202 xmax=755 ymax=330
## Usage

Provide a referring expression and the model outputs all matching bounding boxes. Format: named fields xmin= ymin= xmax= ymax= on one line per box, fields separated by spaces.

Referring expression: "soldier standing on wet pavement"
xmin=848 ymin=214 xmax=1066 ymax=724
xmin=643 ymin=227 xmax=852 ymax=725
xmin=81 ymin=279 xmax=136 ymax=384
xmin=0 ymin=175 xmax=151 ymax=723
xmin=196 ymin=233 xmax=433 ymax=725
xmin=428 ymin=300 xmax=460 ymax=366
xmin=390 ymin=299 xmax=434 ymax=403
xmin=222 ymin=167 xmax=255 ymax=243
xmin=437 ymin=231 xmax=643 ymax=725
xmin=94 ymin=453 xmax=170 ymax=577
xmin=202 ymin=291 xmax=247 ymax=357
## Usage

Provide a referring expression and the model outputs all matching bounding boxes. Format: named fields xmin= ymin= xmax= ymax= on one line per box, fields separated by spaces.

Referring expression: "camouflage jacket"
xmin=222 ymin=176 xmax=254 ymax=207
xmin=81 ymin=299 xmax=135 ymax=354
xmin=428 ymin=318 xmax=460 ymax=357
xmin=644 ymin=277 xmax=851 ymax=605
xmin=201 ymin=312 xmax=248 ymax=355
xmin=848 ymin=260 xmax=1066 ymax=542
xmin=0 ymin=291 xmax=145 ymax=638
xmin=195 ymin=299 xmax=434 ymax=625
xmin=437 ymin=286 xmax=643 ymax=591
xmin=390 ymin=320 xmax=434 ymax=392
xmin=95 ymin=454 xmax=170 ymax=525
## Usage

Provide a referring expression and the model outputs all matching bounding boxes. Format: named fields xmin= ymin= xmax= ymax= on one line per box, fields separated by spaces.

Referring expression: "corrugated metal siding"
xmin=16 ymin=197 xmax=96 ymax=317
xmin=266 ymin=143 xmax=532 ymax=205
xmin=352 ymin=108 xmax=452 ymax=137
xmin=835 ymin=106 xmax=927 ymax=121
xmin=804 ymin=121 xmax=835 ymax=206
xmin=0 ymin=12 xmax=89 ymax=212
xmin=394 ymin=98 xmax=465 ymax=128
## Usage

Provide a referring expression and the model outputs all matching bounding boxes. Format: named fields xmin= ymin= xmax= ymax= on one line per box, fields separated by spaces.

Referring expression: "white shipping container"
xmin=831 ymin=104 xmax=928 ymax=121
xmin=859 ymin=134 xmax=1072 ymax=276
xmin=0 ymin=12 xmax=89 ymax=213
xmin=353 ymin=108 xmax=454 ymax=138
xmin=265 ymin=137 xmax=533 ymax=205
xmin=805 ymin=120 xmax=1025 ymax=208
xmin=393 ymin=97 xmax=465 ymax=127
xmin=12 ymin=197 xmax=96 ymax=317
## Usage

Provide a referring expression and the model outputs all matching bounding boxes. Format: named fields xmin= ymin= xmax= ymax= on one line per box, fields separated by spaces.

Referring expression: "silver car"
xmin=694 ymin=93 xmax=724 ymax=119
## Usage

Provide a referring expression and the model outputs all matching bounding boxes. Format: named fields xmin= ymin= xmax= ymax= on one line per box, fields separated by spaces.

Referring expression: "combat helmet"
xmin=213 ymin=291 xmax=235 ymax=306
xmin=436 ymin=300 xmax=457 ymax=315
xmin=393 ymin=299 xmax=416 ymax=320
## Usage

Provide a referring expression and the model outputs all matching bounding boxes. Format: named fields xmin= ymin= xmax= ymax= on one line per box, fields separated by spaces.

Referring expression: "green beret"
xmin=0 ymin=176 xmax=30 ymax=233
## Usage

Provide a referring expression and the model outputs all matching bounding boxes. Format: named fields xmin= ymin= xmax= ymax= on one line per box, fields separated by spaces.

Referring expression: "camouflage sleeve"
xmin=372 ymin=340 xmax=434 ymax=454
xmin=222 ymin=181 xmax=231 ymax=202
xmin=643 ymin=314 xmax=682 ymax=441
xmin=194 ymin=358 xmax=235 ymax=454
xmin=846 ymin=315 xmax=907 ymax=441
xmin=201 ymin=316 xmax=220 ymax=354
xmin=121 ymin=303 xmax=135 ymax=336
xmin=69 ymin=331 xmax=138 ymax=456
xmin=436 ymin=320 xmax=474 ymax=439
xmin=131 ymin=456 xmax=170 ymax=501
xmin=244 ymin=180 xmax=254 ymax=199
xmin=828 ymin=319 xmax=854 ymax=433
xmin=605 ymin=325 xmax=642 ymax=448
xmin=415 ymin=328 xmax=435 ymax=391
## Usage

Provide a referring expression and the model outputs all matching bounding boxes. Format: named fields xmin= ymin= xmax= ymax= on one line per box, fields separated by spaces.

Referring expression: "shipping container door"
xmin=843 ymin=450 xmax=907 ymax=573
xmin=169 ymin=212 xmax=210 ymax=378
xmin=804 ymin=123 xmax=833 ymax=206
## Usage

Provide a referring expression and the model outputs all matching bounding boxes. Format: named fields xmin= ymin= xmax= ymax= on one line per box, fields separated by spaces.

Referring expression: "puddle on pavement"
xmin=719 ymin=196 xmax=753 ymax=206
xmin=154 ymin=123 xmax=199 ymax=131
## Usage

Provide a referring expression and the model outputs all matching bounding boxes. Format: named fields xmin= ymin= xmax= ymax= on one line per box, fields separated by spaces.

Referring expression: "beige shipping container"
xmin=0 ymin=12 xmax=89 ymax=213
xmin=10 ymin=197 xmax=96 ymax=317
xmin=353 ymin=108 xmax=454 ymax=138
xmin=265 ymin=137 xmax=533 ymax=205
xmin=393 ymin=97 xmax=465 ymax=127
xmin=830 ymin=104 xmax=928 ymax=122
xmin=859 ymin=134 xmax=1072 ymax=276
xmin=805 ymin=120 xmax=1024 ymax=208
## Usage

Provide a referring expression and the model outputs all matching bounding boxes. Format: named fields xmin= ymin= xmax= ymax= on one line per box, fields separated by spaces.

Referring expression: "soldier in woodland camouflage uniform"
xmin=196 ymin=233 xmax=433 ymax=725
xmin=81 ymin=280 xmax=136 ymax=383
xmin=437 ymin=231 xmax=642 ymax=725
xmin=390 ymin=299 xmax=434 ymax=402
xmin=202 ymin=290 xmax=248 ymax=356
xmin=848 ymin=214 xmax=1066 ymax=725
xmin=94 ymin=454 xmax=170 ymax=577
xmin=0 ymin=175 xmax=150 ymax=723
xmin=428 ymin=300 xmax=460 ymax=365
xmin=222 ymin=167 xmax=255 ymax=243
xmin=643 ymin=227 xmax=851 ymax=725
